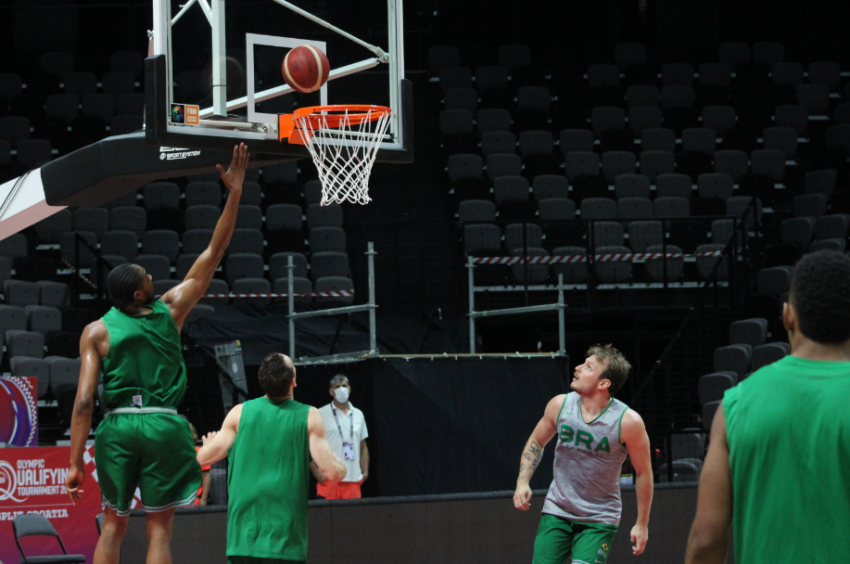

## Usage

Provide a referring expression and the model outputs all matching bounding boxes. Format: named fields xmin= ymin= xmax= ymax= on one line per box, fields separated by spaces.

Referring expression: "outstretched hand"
xmin=216 ymin=143 xmax=249 ymax=192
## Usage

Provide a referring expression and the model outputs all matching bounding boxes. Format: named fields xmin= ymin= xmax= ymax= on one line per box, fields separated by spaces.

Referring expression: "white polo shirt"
xmin=318 ymin=402 xmax=369 ymax=482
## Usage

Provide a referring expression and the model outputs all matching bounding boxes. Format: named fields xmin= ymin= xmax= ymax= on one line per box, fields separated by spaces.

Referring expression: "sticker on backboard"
xmin=170 ymin=104 xmax=200 ymax=125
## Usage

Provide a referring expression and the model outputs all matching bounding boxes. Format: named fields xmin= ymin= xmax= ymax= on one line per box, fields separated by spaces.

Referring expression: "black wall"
xmin=120 ymin=485 xmax=718 ymax=564
xmin=183 ymin=356 xmax=569 ymax=498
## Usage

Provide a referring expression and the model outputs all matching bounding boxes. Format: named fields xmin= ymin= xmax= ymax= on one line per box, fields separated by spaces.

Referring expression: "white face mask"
xmin=334 ymin=387 xmax=350 ymax=403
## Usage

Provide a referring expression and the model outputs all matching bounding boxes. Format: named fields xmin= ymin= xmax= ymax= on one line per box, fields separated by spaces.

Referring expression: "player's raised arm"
xmin=621 ymin=409 xmax=654 ymax=555
xmin=197 ymin=404 xmax=243 ymax=467
xmin=513 ymin=394 xmax=563 ymax=511
xmin=308 ymin=407 xmax=347 ymax=482
xmin=162 ymin=143 xmax=249 ymax=329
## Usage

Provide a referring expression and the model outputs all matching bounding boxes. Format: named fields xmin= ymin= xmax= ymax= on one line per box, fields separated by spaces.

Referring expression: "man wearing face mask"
xmin=311 ymin=374 xmax=370 ymax=499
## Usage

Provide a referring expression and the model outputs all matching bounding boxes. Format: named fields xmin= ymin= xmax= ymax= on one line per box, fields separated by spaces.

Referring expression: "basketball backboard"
xmin=146 ymin=0 xmax=412 ymax=162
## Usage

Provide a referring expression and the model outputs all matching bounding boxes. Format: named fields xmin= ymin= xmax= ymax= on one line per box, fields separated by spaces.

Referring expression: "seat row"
xmin=467 ymin=242 xmax=730 ymax=286
xmin=8 ymin=356 xmax=83 ymax=400
xmin=459 ymin=170 xmax=834 ymax=204
xmin=429 ymin=41 xmax=845 ymax=84
xmin=459 ymin=194 xmax=773 ymax=223
xmin=1 ymin=51 xmax=144 ymax=80
xmin=34 ymin=202 xmax=343 ymax=244
xmin=463 ymin=217 xmax=739 ymax=256
xmin=448 ymin=149 xmax=789 ymax=188
xmin=57 ymin=226 xmax=346 ymax=268
xmin=146 ymin=274 xmax=355 ymax=307
xmin=443 ymin=122 xmax=810 ymax=160
xmin=91 ymin=250 xmax=351 ymax=286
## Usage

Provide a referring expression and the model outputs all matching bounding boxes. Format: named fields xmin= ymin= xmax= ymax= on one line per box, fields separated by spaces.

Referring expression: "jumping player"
xmin=514 ymin=344 xmax=654 ymax=564
xmin=197 ymin=352 xmax=346 ymax=564
xmin=64 ymin=143 xmax=249 ymax=564
xmin=685 ymin=250 xmax=850 ymax=563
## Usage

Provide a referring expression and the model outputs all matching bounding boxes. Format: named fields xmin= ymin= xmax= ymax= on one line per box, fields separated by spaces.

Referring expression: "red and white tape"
xmin=61 ymin=260 xmax=355 ymax=299
xmin=201 ymin=290 xmax=354 ymax=298
xmin=472 ymin=250 xmax=724 ymax=265
xmin=61 ymin=259 xmax=101 ymax=290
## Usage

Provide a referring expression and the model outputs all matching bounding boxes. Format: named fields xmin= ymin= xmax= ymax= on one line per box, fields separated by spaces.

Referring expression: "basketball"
xmin=282 ymin=45 xmax=330 ymax=93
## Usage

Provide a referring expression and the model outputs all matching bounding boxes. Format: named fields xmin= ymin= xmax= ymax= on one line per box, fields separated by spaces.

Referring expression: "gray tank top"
xmin=542 ymin=392 xmax=630 ymax=526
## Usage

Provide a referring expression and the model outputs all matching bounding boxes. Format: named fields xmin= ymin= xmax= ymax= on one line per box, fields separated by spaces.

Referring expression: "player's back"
xmin=100 ymin=300 xmax=186 ymax=409
xmin=226 ymin=396 xmax=311 ymax=561
xmin=724 ymin=355 xmax=850 ymax=562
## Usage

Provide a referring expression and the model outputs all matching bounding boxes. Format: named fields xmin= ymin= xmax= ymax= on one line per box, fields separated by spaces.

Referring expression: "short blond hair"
xmin=588 ymin=344 xmax=631 ymax=395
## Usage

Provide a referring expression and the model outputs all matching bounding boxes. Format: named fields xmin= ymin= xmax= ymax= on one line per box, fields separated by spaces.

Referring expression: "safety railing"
xmin=463 ymin=203 xmax=758 ymax=314
xmin=467 ymin=265 xmax=566 ymax=354
xmin=287 ymin=241 xmax=378 ymax=365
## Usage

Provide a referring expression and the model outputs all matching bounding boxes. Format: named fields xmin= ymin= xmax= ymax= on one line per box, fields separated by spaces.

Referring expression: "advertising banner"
xmin=0 ymin=446 xmax=104 ymax=563
xmin=0 ymin=376 xmax=38 ymax=446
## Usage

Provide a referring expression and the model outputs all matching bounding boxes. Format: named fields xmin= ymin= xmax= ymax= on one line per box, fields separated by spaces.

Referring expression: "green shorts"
xmin=95 ymin=412 xmax=201 ymax=515
xmin=533 ymin=513 xmax=618 ymax=564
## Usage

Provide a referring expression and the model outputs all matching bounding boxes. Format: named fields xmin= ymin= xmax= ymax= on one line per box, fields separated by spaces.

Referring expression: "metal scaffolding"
xmin=467 ymin=256 xmax=567 ymax=356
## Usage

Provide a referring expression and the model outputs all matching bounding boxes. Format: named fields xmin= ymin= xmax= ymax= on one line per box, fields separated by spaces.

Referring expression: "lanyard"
xmin=331 ymin=405 xmax=354 ymax=441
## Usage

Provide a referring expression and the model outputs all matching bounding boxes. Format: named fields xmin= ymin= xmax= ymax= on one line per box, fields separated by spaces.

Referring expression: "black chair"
xmin=13 ymin=513 xmax=86 ymax=564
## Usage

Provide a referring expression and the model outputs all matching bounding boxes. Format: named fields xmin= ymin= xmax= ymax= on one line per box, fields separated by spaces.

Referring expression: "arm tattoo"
xmin=523 ymin=441 xmax=544 ymax=470
xmin=519 ymin=441 xmax=544 ymax=481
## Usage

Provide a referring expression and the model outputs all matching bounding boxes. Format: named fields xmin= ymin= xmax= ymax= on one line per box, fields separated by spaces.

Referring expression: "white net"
xmin=295 ymin=107 xmax=392 ymax=206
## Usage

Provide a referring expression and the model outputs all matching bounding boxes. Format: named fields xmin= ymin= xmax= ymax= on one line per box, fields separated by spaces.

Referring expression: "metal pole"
xmin=662 ymin=218 xmax=668 ymax=296
xmin=522 ymin=221 xmax=529 ymax=306
xmin=367 ymin=242 xmax=377 ymax=355
xmin=211 ymin=0 xmax=227 ymax=116
xmin=468 ymin=256 xmax=476 ymax=354
xmin=271 ymin=0 xmax=387 ymax=60
xmin=557 ymin=274 xmax=566 ymax=356
xmin=287 ymin=256 xmax=295 ymax=360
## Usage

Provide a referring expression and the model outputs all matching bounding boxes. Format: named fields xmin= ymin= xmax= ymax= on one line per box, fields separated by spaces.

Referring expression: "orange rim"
xmin=279 ymin=105 xmax=391 ymax=145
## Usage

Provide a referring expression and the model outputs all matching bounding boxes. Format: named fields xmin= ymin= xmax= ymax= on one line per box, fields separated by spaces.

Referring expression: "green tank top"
xmin=723 ymin=355 xmax=850 ymax=563
xmin=227 ymin=397 xmax=311 ymax=561
xmin=101 ymin=300 xmax=186 ymax=410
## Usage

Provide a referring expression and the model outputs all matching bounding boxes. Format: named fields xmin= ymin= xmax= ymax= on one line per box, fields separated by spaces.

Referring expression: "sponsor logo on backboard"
xmin=170 ymin=104 xmax=200 ymax=125
xmin=159 ymin=146 xmax=201 ymax=160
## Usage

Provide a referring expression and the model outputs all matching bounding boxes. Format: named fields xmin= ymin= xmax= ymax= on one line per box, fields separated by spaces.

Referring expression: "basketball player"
xmin=64 ymin=143 xmax=249 ymax=564
xmin=685 ymin=250 xmax=850 ymax=563
xmin=196 ymin=352 xmax=346 ymax=564
xmin=514 ymin=344 xmax=654 ymax=564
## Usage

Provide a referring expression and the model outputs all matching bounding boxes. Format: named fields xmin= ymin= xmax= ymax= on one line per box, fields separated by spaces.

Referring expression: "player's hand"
xmin=216 ymin=143 xmax=249 ymax=192
xmin=513 ymin=483 xmax=532 ymax=511
xmin=630 ymin=523 xmax=648 ymax=555
xmin=202 ymin=431 xmax=217 ymax=446
xmin=65 ymin=464 xmax=85 ymax=505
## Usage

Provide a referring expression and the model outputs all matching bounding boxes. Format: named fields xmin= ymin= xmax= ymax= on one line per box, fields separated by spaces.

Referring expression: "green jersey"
xmin=101 ymin=300 xmax=187 ymax=410
xmin=227 ymin=397 xmax=311 ymax=561
xmin=723 ymin=355 xmax=850 ymax=563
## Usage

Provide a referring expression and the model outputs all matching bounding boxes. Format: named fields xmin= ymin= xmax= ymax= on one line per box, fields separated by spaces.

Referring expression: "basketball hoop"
xmin=278 ymin=105 xmax=391 ymax=205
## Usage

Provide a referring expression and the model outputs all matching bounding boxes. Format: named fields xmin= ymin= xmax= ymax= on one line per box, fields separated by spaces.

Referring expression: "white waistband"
xmin=107 ymin=407 xmax=178 ymax=416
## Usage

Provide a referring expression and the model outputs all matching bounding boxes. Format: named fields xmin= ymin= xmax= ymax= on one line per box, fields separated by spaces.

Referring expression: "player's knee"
xmin=102 ymin=510 xmax=130 ymax=538
xmin=145 ymin=513 xmax=175 ymax=542
xmin=103 ymin=519 xmax=129 ymax=541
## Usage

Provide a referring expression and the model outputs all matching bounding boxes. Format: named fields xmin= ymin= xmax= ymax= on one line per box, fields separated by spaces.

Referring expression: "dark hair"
xmin=107 ymin=263 xmax=146 ymax=310
xmin=258 ymin=353 xmax=295 ymax=398
xmin=790 ymin=250 xmax=850 ymax=344
xmin=588 ymin=343 xmax=632 ymax=395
